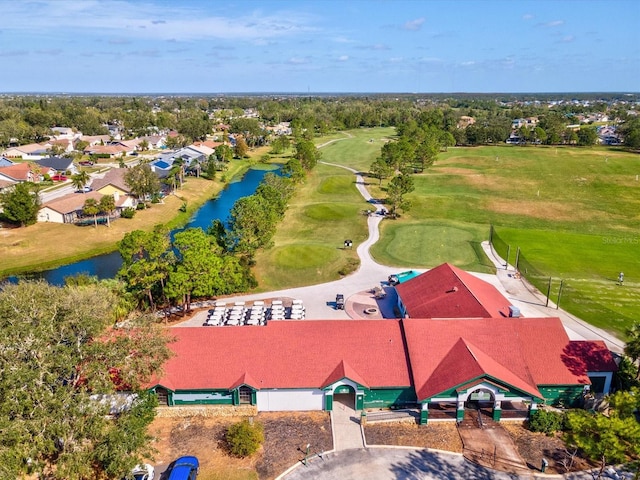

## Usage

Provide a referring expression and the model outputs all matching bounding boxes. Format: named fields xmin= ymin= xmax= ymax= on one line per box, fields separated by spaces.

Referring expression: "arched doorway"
xmin=333 ymin=384 xmax=356 ymax=409
xmin=465 ymin=388 xmax=495 ymax=421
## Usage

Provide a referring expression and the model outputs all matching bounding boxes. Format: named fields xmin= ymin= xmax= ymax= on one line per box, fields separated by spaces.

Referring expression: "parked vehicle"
xmin=336 ymin=294 xmax=345 ymax=310
xmin=51 ymin=174 xmax=67 ymax=181
xmin=125 ymin=464 xmax=155 ymax=480
xmin=78 ymin=160 xmax=94 ymax=166
xmin=168 ymin=456 xmax=199 ymax=480
xmin=76 ymin=186 xmax=92 ymax=193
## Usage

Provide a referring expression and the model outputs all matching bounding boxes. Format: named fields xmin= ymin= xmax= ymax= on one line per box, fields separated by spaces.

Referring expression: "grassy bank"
xmin=0 ymin=160 xmax=253 ymax=277
xmin=252 ymin=128 xmax=396 ymax=290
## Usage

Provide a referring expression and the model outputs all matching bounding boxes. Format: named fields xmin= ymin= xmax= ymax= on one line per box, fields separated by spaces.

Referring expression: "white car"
xmin=127 ymin=464 xmax=155 ymax=480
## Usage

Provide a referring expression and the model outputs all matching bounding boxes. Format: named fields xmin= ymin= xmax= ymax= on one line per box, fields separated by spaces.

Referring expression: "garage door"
xmin=256 ymin=389 xmax=324 ymax=411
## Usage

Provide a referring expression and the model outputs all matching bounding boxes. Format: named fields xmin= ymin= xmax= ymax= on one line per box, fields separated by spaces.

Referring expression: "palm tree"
xmin=99 ymin=194 xmax=116 ymax=227
xmin=82 ymin=198 xmax=100 ymax=228
xmin=71 ymin=171 xmax=90 ymax=192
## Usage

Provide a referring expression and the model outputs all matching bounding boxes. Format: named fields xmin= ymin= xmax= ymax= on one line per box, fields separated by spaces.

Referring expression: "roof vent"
xmin=446 ymin=286 xmax=458 ymax=293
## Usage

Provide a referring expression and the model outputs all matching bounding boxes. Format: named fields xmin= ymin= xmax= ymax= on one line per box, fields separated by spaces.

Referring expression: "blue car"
xmin=168 ymin=456 xmax=199 ymax=480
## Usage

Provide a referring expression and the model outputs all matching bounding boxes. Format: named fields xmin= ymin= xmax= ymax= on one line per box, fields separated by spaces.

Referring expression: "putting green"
xmin=375 ymin=222 xmax=487 ymax=269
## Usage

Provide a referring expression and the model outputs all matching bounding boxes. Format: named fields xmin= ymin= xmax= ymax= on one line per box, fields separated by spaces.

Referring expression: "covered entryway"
xmin=465 ymin=388 xmax=495 ymax=422
xmin=333 ymin=384 xmax=355 ymax=409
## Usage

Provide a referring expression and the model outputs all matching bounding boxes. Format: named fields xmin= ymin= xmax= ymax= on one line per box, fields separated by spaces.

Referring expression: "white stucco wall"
xmin=37 ymin=207 xmax=64 ymax=223
xmin=256 ymin=389 xmax=324 ymax=411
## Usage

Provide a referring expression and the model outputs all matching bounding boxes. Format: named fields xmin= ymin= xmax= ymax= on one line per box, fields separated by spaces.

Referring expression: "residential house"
xmin=37 ymin=190 xmax=134 ymax=224
xmin=78 ymin=135 xmax=111 ymax=147
xmin=2 ymin=142 xmax=51 ymax=160
xmin=83 ymin=144 xmax=129 ymax=158
xmin=0 ymin=156 xmax=14 ymax=167
xmin=0 ymin=163 xmax=55 ymax=184
xmin=90 ymin=169 xmax=132 ymax=198
xmin=34 ymin=156 xmax=78 ymax=175
xmin=139 ymin=135 xmax=166 ymax=150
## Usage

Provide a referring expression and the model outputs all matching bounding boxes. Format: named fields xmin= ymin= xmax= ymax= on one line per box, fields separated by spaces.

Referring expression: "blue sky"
xmin=1 ymin=0 xmax=638 ymax=93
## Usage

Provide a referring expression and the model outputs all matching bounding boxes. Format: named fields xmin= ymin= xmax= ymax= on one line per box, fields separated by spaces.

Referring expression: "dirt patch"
xmin=257 ymin=411 xmax=333 ymax=479
xmin=147 ymin=411 xmax=332 ymax=480
xmin=364 ymin=422 xmax=463 ymax=452
xmin=502 ymin=422 xmax=595 ymax=474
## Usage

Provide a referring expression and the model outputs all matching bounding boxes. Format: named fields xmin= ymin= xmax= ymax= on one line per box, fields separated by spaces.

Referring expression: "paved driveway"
xmin=280 ymin=447 xmax=527 ymax=480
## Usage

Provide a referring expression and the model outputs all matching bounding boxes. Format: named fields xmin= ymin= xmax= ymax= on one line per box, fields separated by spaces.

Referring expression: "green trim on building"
xmin=538 ymin=385 xmax=585 ymax=407
xmin=364 ymin=387 xmax=416 ymax=409
xmin=493 ymin=408 xmax=502 ymax=421
xmin=420 ymin=409 xmax=428 ymax=425
xmin=325 ymin=394 xmax=333 ymax=411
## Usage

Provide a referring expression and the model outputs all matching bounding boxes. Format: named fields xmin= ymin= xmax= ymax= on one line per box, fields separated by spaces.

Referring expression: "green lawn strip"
xmin=253 ymin=129 xmax=394 ymax=290
xmin=495 ymin=227 xmax=639 ymax=337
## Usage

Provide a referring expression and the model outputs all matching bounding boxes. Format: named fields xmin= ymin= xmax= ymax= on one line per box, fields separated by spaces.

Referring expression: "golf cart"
xmin=336 ymin=294 xmax=345 ymax=310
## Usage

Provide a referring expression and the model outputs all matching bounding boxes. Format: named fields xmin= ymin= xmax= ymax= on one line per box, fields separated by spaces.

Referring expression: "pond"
xmin=9 ymin=167 xmax=275 ymax=286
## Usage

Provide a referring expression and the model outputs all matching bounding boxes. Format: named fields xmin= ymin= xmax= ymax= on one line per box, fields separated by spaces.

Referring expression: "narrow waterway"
xmin=10 ymin=168 xmax=274 ymax=286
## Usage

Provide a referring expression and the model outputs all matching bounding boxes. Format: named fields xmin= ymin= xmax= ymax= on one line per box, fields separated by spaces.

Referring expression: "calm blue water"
xmin=8 ymin=168 xmax=274 ymax=286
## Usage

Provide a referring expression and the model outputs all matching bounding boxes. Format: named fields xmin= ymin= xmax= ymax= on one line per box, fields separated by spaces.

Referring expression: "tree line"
xmin=117 ymin=154 xmax=313 ymax=313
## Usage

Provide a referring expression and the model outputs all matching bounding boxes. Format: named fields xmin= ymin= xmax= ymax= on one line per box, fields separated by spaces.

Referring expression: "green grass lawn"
xmin=255 ymin=135 xmax=639 ymax=338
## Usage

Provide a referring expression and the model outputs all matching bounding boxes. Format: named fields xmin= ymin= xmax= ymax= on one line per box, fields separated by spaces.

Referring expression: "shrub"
xmin=528 ymin=409 xmax=565 ymax=435
xmin=226 ymin=419 xmax=264 ymax=457
xmin=136 ymin=202 xmax=146 ymax=210
xmin=120 ymin=207 xmax=136 ymax=219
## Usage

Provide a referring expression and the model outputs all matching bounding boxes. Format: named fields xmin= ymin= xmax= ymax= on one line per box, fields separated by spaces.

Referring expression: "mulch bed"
xmin=256 ymin=412 xmax=333 ymax=479
xmin=364 ymin=421 xmax=463 ymax=452
xmin=502 ymin=422 xmax=595 ymax=474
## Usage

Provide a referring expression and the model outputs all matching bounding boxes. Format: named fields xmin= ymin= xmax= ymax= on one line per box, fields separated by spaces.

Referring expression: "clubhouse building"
xmin=149 ymin=264 xmax=617 ymax=424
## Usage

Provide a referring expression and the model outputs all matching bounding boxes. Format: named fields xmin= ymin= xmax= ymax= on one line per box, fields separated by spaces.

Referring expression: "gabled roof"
xmin=562 ymin=340 xmax=619 ymax=373
xmin=0 ymin=163 xmax=53 ymax=181
xmin=91 ymin=169 xmax=131 ymax=193
xmin=230 ymin=372 xmax=261 ymax=390
xmin=321 ymin=360 xmax=370 ymax=389
xmin=419 ymin=337 xmax=542 ymax=400
xmin=403 ymin=317 xmax=591 ymax=402
xmin=34 ymin=156 xmax=74 ymax=171
xmin=42 ymin=191 xmax=128 ymax=215
xmin=41 ymin=191 xmax=104 ymax=214
xmin=395 ymin=263 xmax=511 ymax=318
xmin=151 ymin=320 xmax=411 ymax=392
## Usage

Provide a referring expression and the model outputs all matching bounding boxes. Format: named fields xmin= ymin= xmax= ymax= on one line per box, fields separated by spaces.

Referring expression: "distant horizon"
xmin=1 ymin=0 xmax=637 ymax=93
xmin=2 ymin=91 xmax=639 ymax=97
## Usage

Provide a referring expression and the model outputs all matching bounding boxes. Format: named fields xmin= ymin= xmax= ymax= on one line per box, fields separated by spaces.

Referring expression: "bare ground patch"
xmin=364 ymin=422 xmax=463 ymax=452
xmin=501 ymin=422 xmax=595 ymax=474
xmin=147 ymin=411 xmax=332 ymax=480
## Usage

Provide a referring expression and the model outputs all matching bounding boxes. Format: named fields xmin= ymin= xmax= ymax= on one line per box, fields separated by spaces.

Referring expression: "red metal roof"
xmin=395 ymin=263 xmax=512 ymax=319
xmin=403 ymin=317 xmax=592 ymax=401
xmin=153 ymin=320 xmax=411 ymax=392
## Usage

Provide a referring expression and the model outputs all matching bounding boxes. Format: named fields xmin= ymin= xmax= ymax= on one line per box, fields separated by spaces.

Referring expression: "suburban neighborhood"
xmin=0 ymin=0 xmax=639 ymax=477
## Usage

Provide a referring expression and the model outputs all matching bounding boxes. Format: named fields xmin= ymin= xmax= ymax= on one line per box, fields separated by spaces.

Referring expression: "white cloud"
xmin=523 ymin=14 xmax=534 ymax=20
xmin=338 ymin=55 xmax=349 ymax=61
xmin=402 ymin=17 xmax=425 ymax=31
xmin=0 ymin=0 xmax=317 ymax=41
xmin=544 ymin=20 xmax=564 ymax=27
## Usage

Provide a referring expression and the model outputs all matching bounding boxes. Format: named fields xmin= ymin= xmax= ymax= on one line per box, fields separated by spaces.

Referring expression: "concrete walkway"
xmin=330 ymin=396 xmax=365 ymax=451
